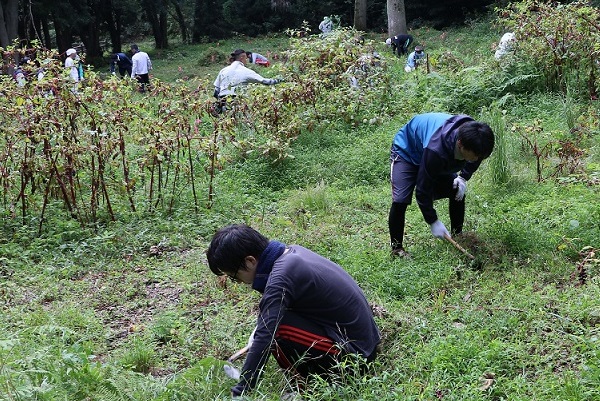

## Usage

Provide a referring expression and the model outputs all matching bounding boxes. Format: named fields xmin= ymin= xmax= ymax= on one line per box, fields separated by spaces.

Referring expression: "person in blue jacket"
xmin=405 ymin=45 xmax=426 ymax=72
xmin=389 ymin=113 xmax=495 ymax=257
xmin=110 ymin=52 xmax=133 ymax=78
xmin=207 ymin=224 xmax=380 ymax=397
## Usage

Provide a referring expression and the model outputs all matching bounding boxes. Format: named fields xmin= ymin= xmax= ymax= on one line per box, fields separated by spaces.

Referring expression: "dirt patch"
xmin=79 ymin=266 xmax=184 ymax=348
xmin=454 ymin=232 xmax=508 ymax=269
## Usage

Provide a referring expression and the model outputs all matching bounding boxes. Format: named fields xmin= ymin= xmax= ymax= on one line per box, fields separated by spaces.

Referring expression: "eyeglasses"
xmin=228 ymin=263 xmax=243 ymax=282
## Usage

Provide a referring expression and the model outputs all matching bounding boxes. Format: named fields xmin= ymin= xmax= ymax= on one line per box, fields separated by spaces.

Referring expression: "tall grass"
xmin=483 ymin=102 xmax=511 ymax=185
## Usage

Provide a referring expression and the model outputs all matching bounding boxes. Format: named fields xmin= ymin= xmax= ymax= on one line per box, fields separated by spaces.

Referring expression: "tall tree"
xmin=354 ymin=0 xmax=367 ymax=31
xmin=0 ymin=0 xmax=19 ymax=47
xmin=169 ymin=0 xmax=189 ymax=43
xmin=141 ymin=0 xmax=169 ymax=49
xmin=192 ymin=0 xmax=228 ymax=40
xmin=101 ymin=0 xmax=123 ymax=53
xmin=386 ymin=0 xmax=406 ymax=36
xmin=80 ymin=0 xmax=104 ymax=59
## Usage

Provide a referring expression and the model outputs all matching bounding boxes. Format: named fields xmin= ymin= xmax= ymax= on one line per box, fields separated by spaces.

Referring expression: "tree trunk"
xmin=386 ymin=0 xmax=406 ymax=36
xmin=102 ymin=0 xmax=123 ymax=52
xmin=76 ymin=1 xmax=104 ymax=60
xmin=52 ymin=14 xmax=69 ymax=54
xmin=0 ymin=2 xmax=9 ymax=47
xmin=4 ymin=0 xmax=18 ymax=42
xmin=80 ymin=22 xmax=102 ymax=59
xmin=170 ymin=0 xmax=188 ymax=43
xmin=142 ymin=0 xmax=169 ymax=49
xmin=0 ymin=0 xmax=19 ymax=47
xmin=40 ymin=16 xmax=52 ymax=48
xmin=157 ymin=9 xmax=168 ymax=48
xmin=354 ymin=0 xmax=367 ymax=31
xmin=192 ymin=0 xmax=207 ymax=40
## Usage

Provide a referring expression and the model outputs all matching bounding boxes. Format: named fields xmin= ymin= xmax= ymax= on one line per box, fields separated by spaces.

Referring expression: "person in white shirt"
xmin=130 ymin=44 xmax=152 ymax=92
xmin=319 ymin=16 xmax=333 ymax=36
xmin=212 ymin=49 xmax=281 ymax=113
xmin=494 ymin=32 xmax=516 ymax=60
xmin=245 ymin=51 xmax=270 ymax=67
xmin=65 ymin=48 xmax=80 ymax=92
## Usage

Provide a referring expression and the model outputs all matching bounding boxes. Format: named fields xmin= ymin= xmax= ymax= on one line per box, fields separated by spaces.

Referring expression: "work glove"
xmin=224 ymin=326 xmax=256 ymax=380
xmin=453 ymin=176 xmax=467 ymax=201
xmin=430 ymin=220 xmax=450 ymax=239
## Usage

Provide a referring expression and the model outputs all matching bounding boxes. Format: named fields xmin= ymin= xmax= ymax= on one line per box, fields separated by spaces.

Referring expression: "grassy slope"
xmin=1 ymin=20 xmax=599 ymax=401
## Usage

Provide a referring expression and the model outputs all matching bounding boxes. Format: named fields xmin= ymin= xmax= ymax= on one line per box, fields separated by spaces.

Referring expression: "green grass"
xmin=1 ymin=16 xmax=599 ymax=401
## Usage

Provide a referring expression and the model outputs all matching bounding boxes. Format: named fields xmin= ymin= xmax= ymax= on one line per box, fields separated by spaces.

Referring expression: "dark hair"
xmin=457 ymin=121 xmax=495 ymax=159
xmin=229 ymin=49 xmax=246 ymax=63
xmin=130 ymin=44 xmax=139 ymax=52
xmin=206 ymin=224 xmax=269 ymax=276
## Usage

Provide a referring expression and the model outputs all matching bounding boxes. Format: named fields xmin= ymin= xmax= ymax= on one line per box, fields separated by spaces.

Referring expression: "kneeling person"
xmin=207 ymin=224 xmax=381 ymax=397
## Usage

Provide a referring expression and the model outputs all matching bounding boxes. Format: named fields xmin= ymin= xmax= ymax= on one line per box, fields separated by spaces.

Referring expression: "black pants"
xmin=119 ymin=66 xmax=132 ymax=78
xmin=134 ymin=73 xmax=150 ymax=92
xmin=389 ymin=194 xmax=465 ymax=251
xmin=272 ymin=311 xmax=376 ymax=379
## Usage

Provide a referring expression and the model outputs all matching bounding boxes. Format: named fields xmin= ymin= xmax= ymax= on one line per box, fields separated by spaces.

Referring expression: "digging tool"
xmin=224 ymin=327 xmax=256 ymax=380
xmin=227 ymin=345 xmax=250 ymax=363
xmin=444 ymin=233 xmax=475 ymax=260
xmin=224 ymin=344 xmax=248 ymax=380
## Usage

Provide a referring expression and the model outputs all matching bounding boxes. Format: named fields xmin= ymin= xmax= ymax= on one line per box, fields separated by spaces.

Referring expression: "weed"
xmin=118 ymin=336 xmax=158 ymax=374
xmin=483 ymin=103 xmax=511 ymax=185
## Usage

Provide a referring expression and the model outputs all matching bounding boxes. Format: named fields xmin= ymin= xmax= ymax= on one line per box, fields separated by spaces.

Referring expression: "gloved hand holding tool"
xmin=430 ymin=219 xmax=450 ymax=239
xmin=224 ymin=327 xmax=256 ymax=380
xmin=453 ymin=176 xmax=467 ymax=201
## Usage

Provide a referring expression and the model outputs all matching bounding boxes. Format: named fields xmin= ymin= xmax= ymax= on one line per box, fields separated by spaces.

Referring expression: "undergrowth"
xmin=1 ymin=10 xmax=599 ymax=401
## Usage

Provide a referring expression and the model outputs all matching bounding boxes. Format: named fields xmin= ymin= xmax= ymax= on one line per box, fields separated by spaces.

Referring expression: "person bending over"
xmin=206 ymin=224 xmax=381 ymax=397
xmin=404 ymin=45 xmax=426 ymax=72
xmin=213 ymin=49 xmax=281 ymax=112
xmin=388 ymin=112 xmax=494 ymax=257
xmin=385 ymin=34 xmax=413 ymax=56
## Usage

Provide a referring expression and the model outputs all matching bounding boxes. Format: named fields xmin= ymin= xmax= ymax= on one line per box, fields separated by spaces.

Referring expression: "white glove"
xmin=453 ymin=176 xmax=467 ymax=201
xmin=224 ymin=364 xmax=240 ymax=380
xmin=430 ymin=220 xmax=450 ymax=239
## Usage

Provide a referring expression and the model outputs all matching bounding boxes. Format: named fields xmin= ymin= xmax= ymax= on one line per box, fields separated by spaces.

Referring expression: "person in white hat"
xmin=318 ymin=16 xmax=333 ymax=36
xmin=64 ymin=48 xmax=81 ymax=92
xmin=494 ymin=32 xmax=516 ymax=60
xmin=385 ymin=34 xmax=413 ymax=56
xmin=65 ymin=49 xmax=79 ymax=82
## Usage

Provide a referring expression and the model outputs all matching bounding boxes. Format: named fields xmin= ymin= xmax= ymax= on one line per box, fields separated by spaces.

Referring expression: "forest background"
xmin=0 ymin=0 xmax=536 ymax=61
xmin=1 ymin=0 xmax=600 ymax=400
